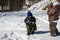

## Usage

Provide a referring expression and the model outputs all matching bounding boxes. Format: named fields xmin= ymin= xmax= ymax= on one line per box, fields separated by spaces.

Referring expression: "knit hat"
xmin=27 ymin=11 xmax=33 ymax=17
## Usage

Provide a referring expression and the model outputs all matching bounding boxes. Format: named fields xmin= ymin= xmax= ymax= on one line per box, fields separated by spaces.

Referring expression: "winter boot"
xmin=27 ymin=33 xmax=30 ymax=35
xmin=50 ymin=30 xmax=58 ymax=36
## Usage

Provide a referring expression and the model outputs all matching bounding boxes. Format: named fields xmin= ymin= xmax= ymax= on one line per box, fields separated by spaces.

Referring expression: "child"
xmin=24 ymin=10 xmax=37 ymax=35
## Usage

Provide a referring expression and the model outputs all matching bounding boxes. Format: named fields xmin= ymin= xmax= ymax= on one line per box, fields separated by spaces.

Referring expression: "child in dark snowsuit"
xmin=24 ymin=10 xmax=37 ymax=35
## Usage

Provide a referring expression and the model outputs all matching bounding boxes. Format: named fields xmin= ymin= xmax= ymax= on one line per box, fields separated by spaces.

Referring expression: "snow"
xmin=0 ymin=10 xmax=60 ymax=40
xmin=28 ymin=0 xmax=51 ymax=11
xmin=0 ymin=0 xmax=60 ymax=40
xmin=53 ymin=1 xmax=60 ymax=6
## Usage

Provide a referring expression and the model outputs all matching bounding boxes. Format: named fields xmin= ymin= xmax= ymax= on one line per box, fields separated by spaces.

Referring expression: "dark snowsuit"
xmin=47 ymin=3 xmax=60 ymax=36
xmin=24 ymin=16 xmax=37 ymax=34
xmin=24 ymin=11 xmax=37 ymax=35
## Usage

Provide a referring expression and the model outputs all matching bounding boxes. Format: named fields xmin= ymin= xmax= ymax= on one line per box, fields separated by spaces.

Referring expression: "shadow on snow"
xmin=34 ymin=31 xmax=50 ymax=34
xmin=34 ymin=31 xmax=60 ymax=36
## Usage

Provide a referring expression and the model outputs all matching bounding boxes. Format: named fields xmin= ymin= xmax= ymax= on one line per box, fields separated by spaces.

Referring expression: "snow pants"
xmin=49 ymin=22 xmax=58 ymax=36
xmin=26 ymin=24 xmax=37 ymax=33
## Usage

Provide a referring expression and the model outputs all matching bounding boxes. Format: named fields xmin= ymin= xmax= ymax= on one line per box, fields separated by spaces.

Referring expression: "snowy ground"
xmin=0 ymin=0 xmax=60 ymax=40
xmin=0 ymin=10 xmax=60 ymax=40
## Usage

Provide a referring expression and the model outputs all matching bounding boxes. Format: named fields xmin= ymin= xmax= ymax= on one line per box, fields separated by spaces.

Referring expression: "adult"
xmin=46 ymin=0 xmax=60 ymax=36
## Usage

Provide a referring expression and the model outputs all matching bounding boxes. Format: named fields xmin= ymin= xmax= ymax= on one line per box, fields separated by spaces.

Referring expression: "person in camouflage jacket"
xmin=46 ymin=0 xmax=60 ymax=36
